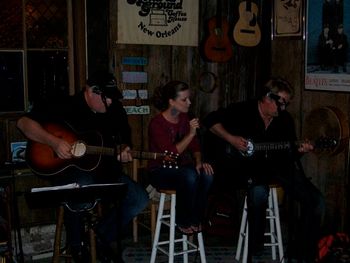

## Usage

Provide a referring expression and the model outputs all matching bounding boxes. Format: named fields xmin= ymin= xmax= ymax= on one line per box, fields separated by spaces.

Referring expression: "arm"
xmin=193 ymin=151 xmax=214 ymax=175
xmin=17 ymin=116 xmax=73 ymax=159
xmin=175 ymin=118 xmax=198 ymax=154
xmin=210 ymin=123 xmax=248 ymax=152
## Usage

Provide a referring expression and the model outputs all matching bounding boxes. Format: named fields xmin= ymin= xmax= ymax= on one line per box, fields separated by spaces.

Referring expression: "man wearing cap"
xmin=17 ymin=71 xmax=149 ymax=263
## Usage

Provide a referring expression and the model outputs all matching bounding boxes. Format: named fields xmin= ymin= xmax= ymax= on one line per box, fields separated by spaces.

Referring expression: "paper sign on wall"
xmin=117 ymin=0 xmax=199 ymax=46
xmin=122 ymin=89 xmax=148 ymax=100
xmin=124 ymin=105 xmax=150 ymax=115
xmin=122 ymin=71 xmax=148 ymax=83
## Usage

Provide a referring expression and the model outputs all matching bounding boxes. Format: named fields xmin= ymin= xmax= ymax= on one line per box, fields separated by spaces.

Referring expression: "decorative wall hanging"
xmin=117 ymin=0 xmax=199 ymax=46
xmin=305 ymin=0 xmax=350 ymax=91
xmin=273 ymin=0 xmax=303 ymax=38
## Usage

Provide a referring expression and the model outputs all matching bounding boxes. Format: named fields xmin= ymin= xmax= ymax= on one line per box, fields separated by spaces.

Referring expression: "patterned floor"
xmin=123 ymin=246 xmax=236 ymax=263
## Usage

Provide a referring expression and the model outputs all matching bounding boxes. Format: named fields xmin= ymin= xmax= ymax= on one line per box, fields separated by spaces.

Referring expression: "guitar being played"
xmin=25 ymin=122 xmax=179 ymax=176
xmin=203 ymin=78 xmax=325 ymax=262
xmin=16 ymin=71 xmax=150 ymax=262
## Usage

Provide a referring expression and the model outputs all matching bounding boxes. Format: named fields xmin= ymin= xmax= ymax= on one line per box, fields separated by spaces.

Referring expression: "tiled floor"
xmin=30 ymin=223 xmax=286 ymax=263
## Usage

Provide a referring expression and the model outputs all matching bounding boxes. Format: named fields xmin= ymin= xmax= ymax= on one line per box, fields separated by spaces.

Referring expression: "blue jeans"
xmin=150 ymin=165 xmax=213 ymax=227
xmin=247 ymin=169 xmax=325 ymax=262
xmin=57 ymin=171 xmax=149 ymax=247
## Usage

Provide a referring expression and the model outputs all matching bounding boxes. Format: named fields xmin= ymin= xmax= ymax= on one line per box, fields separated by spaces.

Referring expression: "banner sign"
xmin=117 ymin=0 xmax=199 ymax=46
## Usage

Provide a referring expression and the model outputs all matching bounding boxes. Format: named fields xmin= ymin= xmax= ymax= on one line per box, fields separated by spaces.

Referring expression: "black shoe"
xmin=70 ymin=244 xmax=90 ymax=263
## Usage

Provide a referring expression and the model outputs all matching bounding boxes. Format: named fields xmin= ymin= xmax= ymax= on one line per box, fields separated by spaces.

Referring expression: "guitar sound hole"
xmin=71 ymin=141 xmax=87 ymax=158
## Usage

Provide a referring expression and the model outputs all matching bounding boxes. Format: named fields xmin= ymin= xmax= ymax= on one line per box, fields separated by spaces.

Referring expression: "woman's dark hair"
xmin=152 ymin=81 xmax=189 ymax=111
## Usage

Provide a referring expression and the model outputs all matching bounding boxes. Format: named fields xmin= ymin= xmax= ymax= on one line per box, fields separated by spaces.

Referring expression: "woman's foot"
xmin=191 ymin=224 xmax=202 ymax=233
xmin=177 ymin=225 xmax=194 ymax=235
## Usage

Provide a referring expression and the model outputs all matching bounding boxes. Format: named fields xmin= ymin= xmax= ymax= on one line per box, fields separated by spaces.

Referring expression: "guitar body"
xmin=233 ymin=0 xmax=261 ymax=47
xmin=26 ymin=123 xmax=102 ymax=176
xmin=203 ymin=16 xmax=233 ymax=63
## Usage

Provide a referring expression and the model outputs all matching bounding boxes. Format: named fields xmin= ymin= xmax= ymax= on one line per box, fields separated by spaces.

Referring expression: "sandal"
xmin=177 ymin=226 xmax=194 ymax=235
xmin=191 ymin=224 xmax=202 ymax=233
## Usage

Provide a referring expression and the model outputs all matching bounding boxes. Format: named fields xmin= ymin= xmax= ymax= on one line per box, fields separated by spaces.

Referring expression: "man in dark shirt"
xmin=203 ymin=78 xmax=325 ymax=263
xmin=17 ymin=71 xmax=149 ymax=263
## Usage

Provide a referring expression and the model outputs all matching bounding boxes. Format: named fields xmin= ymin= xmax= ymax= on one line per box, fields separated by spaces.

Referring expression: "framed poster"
xmin=305 ymin=0 xmax=350 ymax=91
xmin=117 ymin=0 xmax=199 ymax=46
xmin=273 ymin=0 xmax=304 ymax=37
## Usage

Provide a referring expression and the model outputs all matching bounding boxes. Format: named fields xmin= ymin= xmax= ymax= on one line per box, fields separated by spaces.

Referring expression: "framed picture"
xmin=273 ymin=0 xmax=304 ymax=38
xmin=305 ymin=0 xmax=350 ymax=91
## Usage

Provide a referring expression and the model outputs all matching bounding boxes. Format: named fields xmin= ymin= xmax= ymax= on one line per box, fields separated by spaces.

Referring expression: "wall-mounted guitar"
xmin=25 ymin=122 xmax=179 ymax=176
xmin=202 ymin=0 xmax=233 ymax=63
xmin=233 ymin=0 xmax=261 ymax=47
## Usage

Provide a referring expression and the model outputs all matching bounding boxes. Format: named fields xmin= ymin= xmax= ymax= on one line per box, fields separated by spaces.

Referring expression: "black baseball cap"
xmin=87 ymin=71 xmax=122 ymax=99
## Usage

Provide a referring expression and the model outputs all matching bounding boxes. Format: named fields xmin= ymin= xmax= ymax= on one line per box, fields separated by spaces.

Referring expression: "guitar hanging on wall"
xmin=233 ymin=0 xmax=261 ymax=47
xmin=202 ymin=0 xmax=233 ymax=63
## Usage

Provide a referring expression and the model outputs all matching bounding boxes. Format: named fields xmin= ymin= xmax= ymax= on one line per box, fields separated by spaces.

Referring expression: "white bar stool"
xmin=150 ymin=189 xmax=207 ymax=263
xmin=235 ymin=186 xmax=284 ymax=263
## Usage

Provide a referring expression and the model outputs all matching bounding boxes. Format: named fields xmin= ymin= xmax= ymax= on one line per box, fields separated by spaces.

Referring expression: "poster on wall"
xmin=273 ymin=0 xmax=303 ymax=37
xmin=117 ymin=0 xmax=199 ymax=46
xmin=305 ymin=0 xmax=350 ymax=91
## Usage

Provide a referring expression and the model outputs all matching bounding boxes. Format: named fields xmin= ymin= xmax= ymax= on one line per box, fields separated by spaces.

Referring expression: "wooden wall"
xmin=0 ymin=0 xmax=348 ymax=233
xmin=107 ymin=0 xmax=350 ymax=233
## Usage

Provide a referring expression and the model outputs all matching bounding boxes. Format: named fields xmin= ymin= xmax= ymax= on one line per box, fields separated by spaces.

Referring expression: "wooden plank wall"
xmin=108 ymin=0 xmax=350 ymax=233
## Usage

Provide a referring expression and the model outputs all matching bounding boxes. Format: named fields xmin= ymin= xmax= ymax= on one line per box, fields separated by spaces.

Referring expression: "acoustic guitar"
xmin=233 ymin=0 xmax=261 ymax=47
xmin=202 ymin=0 xmax=233 ymax=63
xmin=25 ymin=122 xmax=178 ymax=176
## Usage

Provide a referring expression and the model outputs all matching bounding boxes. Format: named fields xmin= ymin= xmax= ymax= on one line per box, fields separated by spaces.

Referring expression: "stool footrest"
xmin=156 ymin=238 xmax=201 ymax=256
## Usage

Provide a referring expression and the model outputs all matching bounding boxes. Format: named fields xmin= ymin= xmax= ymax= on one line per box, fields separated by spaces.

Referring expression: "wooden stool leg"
xmin=89 ymin=228 xmax=96 ymax=263
xmin=52 ymin=206 xmax=64 ymax=263
xmin=150 ymin=202 xmax=157 ymax=243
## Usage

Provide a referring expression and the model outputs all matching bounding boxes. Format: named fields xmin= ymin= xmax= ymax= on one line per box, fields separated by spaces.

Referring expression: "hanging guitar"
xmin=233 ymin=0 xmax=261 ymax=47
xmin=202 ymin=0 xmax=233 ymax=62
xmin=25 ymin=122 xmax=179 ymax=176
xmin=225 ymin=137 xmax=338 ymax=158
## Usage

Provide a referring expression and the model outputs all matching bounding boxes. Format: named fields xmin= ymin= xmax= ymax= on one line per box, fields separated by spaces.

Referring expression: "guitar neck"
xmin=254 ymin=141 xmax=292 ymax=152
xmin=85 ymin=145 xmax=162 ymax=160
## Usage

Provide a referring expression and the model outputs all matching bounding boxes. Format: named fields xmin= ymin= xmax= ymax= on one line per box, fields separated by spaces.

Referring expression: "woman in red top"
xmin=148 ymin=80 xmax=214 ymax=235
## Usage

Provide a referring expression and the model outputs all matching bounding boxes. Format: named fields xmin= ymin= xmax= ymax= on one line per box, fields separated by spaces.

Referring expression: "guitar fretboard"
xmin=254 ymin=142 xmax=292 ymax=152
xmin=85 ymin=146 xmax=162 ymax=160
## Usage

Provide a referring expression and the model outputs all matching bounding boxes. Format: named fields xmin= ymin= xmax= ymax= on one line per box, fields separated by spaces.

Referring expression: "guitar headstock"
xmin=162 ymin=150 xmax=179 ymax=169
xmin=313 ymin=137 xmax=338 ymax=153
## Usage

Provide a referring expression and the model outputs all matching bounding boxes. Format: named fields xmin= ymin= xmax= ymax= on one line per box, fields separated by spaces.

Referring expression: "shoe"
xmin=177 ymin=225 xmax=194 ymax=235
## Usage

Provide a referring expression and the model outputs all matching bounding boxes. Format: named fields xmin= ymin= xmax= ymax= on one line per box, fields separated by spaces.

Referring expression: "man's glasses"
xmin=267 ymin=92 xmax=290 ymax=110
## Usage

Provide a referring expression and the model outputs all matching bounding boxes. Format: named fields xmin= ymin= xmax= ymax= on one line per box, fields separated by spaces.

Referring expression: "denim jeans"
xmin=247 ymin=168 xmax=325 ymax=262
xmin=150 ymin=165 xmax=213 ymax=227
xmin=57 ymin=170 xmax=149 ymax=247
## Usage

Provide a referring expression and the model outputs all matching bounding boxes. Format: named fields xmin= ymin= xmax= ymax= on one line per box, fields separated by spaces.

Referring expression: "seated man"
xmin=17 ymin=71 xmax=149 ymax=263
xmin=203 ymin=77 xmax=325 ymax=263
